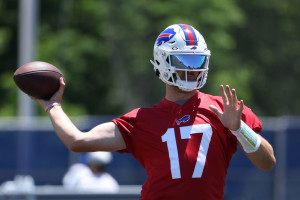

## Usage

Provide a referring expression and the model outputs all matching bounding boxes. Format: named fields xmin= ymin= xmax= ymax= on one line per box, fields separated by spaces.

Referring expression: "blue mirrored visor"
xmin=170 ymin=55 xmax=207 ymax=70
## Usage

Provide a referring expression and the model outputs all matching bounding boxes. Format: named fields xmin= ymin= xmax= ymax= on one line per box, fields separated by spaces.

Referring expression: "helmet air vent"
xmin=166 ymin=57 xmax=170 ymax=64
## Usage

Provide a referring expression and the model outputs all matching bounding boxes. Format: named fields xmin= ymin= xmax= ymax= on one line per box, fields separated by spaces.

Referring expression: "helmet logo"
xmin=156 ymin=28 xmax=176 ymax=46
xmin=190 ymin=46 xmax=197 ymax=50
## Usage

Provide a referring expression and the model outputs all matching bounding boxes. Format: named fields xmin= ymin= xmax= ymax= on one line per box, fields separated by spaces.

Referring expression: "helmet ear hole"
xmin=155 ymin=69 xmax=160 ymax=77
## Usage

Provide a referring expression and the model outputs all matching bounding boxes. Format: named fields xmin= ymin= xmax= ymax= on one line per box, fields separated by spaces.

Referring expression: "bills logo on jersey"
xmin=156 ymin=28 xmax=176 ymax=46
xmin=176 ymin=115 xmax=191 ymax=125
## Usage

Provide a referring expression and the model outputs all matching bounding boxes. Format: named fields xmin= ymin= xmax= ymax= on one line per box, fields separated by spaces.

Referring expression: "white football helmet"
xmin=150 ymin=24 xmax=211 ymax=91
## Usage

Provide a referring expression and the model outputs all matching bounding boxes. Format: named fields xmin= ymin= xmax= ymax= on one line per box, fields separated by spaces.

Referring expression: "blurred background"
xmin=0 ymin=0 xmax=299 ymax=199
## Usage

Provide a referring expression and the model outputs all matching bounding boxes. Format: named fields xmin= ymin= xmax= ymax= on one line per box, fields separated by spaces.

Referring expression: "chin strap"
xmin=230 ymin=120 xmax=261 ymax=153
xmin=176 ymin=79 xmax=198 ymax=92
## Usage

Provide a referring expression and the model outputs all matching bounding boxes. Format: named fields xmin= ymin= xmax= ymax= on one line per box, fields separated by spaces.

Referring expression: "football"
xmin=13 ymin=61 xmax=64 ymax=100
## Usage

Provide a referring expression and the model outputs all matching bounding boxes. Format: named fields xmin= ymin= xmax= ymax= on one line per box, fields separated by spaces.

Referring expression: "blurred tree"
xmin=233 ymin=0 xmax=300 ymax=115
xmin=1 ymin=0 xmax=299 ymax=116
xmin=36 ymin=0 xmax=245 ymax=115
xmin=0 ymin=0 xmax=18 ymax=116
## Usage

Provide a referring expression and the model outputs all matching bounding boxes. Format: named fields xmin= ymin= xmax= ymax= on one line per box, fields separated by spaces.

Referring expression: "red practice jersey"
xmin=112 ymin=91 xmax=262 ymax=200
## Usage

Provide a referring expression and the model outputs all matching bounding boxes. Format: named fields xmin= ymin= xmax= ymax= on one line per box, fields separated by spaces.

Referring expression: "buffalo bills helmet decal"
xmin=156 ymin=28 xmax=176 ymax=46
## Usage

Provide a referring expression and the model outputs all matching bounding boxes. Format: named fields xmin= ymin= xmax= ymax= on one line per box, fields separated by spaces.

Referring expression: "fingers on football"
xmin=49 ymin=77 xmax=65 ymax=102
xmin=29 ymin=95 xmax=37 ymax=101
xmin=60 ymin=77 xmax=65 ymax=87
xmin=59 ymin=77 xmax=65 ymax=92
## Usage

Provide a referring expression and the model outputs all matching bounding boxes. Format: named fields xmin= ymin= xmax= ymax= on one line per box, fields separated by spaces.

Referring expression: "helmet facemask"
xmin=175 ymin=68 xmax=208 ymax=92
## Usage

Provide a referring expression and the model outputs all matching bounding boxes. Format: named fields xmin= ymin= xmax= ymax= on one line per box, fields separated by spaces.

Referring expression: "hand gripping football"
xmin=13 ymin=61 xmax=64 ymax=100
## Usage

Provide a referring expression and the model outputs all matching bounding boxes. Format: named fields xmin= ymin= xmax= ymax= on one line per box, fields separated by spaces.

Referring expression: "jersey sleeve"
xmin=111 ymin=109 xmax=139 ymax=154
xmin=241 ymin=105 xmax=262 ymax=133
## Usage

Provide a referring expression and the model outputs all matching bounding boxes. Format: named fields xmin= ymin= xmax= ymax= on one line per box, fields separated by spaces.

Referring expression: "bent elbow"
xmin=68 ymin=139 xmax=85 ymax=152
xmin=261 ymin=156 xmax=277 ymax=171
xmin=68 ymin=143 xmax=80 ymax=152
xmin=63 ymin=134 xmax=85 ymax=152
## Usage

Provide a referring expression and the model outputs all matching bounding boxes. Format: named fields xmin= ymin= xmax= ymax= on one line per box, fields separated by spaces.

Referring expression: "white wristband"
xmin=230 ymin=120 xmax=261 ymax=153
xmin=45 ymin=102 xmax=61 ymax=112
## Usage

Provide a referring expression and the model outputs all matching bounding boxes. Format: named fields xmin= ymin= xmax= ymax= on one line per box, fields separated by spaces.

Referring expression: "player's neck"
xmin=165 ymin=84 xmax=198 ymax=102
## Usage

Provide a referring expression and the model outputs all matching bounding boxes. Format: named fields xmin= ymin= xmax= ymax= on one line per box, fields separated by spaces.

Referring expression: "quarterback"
xmin=32 ymin=24 xmax=276 ymax=199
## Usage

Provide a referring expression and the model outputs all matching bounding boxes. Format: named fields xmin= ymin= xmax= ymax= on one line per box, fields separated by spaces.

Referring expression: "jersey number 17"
xmin=162 ymin=124 xmax=213 ymax=179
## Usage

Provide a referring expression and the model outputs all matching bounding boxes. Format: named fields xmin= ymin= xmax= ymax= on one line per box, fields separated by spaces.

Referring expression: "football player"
xmin=32 ymin=24 xmax=276 ymax=200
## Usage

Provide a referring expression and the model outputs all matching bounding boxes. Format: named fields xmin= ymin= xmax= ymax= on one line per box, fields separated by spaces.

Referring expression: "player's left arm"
xmin=209 ymin=85 xmax=276 ymax=171
xmin=237 ymin=134 xmax=276 ymax=171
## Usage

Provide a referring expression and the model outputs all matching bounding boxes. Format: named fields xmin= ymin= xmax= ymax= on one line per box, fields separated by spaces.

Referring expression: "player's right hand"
xmin=30 ymin=77 xmax=65 ymax=111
